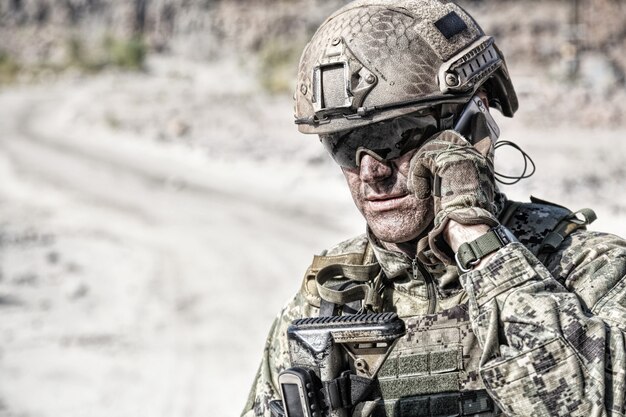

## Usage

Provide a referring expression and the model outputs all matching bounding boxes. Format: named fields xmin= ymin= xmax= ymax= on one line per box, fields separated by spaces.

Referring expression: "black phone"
xmin=453 ymin=95 xmax=500 ymax=143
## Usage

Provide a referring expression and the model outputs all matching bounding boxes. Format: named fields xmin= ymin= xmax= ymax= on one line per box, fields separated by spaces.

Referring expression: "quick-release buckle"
xmin=455 ymin=251 xmax=481 ymax=273
xmin=455 ymin=225 xmax=515 ymax=273
xmin=492 ymin=224 xmax=514 ymax=246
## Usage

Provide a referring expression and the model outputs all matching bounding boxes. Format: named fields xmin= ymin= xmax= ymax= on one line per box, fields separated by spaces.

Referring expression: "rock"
xmin=47 ymin=251 xmax=60 ymax=264
xmin=166 ymin=117 xmax=190 ymax=138
xmin=64 ymin=279 xmax=89 ymax=300
xmin=11 ymin=273 xmax=38 ymax=286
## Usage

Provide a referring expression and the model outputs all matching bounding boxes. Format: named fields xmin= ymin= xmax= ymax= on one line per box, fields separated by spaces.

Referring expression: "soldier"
xmin=242 ymin=0 xmax=626 ymax=416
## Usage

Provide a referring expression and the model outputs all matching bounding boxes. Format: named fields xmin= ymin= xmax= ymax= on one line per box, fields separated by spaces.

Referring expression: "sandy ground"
xmin=0 ymin=56 xmax=625 ymax=417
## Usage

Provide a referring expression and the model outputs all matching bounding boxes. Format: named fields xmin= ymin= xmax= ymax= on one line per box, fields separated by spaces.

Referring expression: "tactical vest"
xmin=300 ymin=198 xmax=595 ymax=417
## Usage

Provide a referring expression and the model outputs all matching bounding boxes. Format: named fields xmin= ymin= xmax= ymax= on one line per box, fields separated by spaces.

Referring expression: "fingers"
xmin=408 ymin=129 xmax=478 ymax=198
xmin=408 ymin=128 xmax=495 ymax=203
xmin=474 ymin=137 xmax=493 ymax=158
xmin=417 ymin=130 xmax=471 ymax=155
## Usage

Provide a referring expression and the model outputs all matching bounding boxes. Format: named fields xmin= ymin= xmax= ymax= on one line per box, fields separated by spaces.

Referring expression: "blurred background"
xmin=0 ymin=0 xmax=624 ymax=416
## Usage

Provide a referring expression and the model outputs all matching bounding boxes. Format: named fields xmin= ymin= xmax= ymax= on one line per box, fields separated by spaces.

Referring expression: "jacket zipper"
xmin=413 ymin=258 xmax=437 ymax=314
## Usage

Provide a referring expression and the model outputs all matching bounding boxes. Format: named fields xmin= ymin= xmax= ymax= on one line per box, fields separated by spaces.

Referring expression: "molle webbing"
xmin=370 ymin=302 xmax=499 ymax=416
xmin=370 ymin=389 xmax=497 ymax=417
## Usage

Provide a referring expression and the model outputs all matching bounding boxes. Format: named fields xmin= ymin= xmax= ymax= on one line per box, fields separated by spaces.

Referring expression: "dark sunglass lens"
xmin=319 ymin=114 xmax=438 ymax=168
xmin=320 ymin=134 xmax=358 ymax=168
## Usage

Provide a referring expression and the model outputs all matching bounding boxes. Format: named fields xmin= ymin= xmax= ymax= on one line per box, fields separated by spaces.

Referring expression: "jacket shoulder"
xmin=299 ymin=234 xmax=371 ymax=307
xmin=500 ymin=196 xmax=593 ymax=258
xmin=324 ymin=233 xmax=369 ymax=256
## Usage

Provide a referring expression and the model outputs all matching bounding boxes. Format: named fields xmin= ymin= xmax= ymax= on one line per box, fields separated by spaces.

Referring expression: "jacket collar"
xmin=367 ymin=228 xmax=466 ymax=297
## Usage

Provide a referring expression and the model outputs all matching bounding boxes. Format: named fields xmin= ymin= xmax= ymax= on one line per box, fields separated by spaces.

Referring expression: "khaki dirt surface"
xmin=0 ymin=1 xmax=625 ymax=415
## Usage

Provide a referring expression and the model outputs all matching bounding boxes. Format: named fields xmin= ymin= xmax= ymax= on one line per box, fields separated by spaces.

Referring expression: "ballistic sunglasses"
xmin=319 ymin=114 xmax=439 ymax=169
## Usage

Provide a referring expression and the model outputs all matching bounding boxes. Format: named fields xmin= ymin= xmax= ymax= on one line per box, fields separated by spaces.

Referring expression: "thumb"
xmin=474 ymin=137 xmax=493 ymax=158
xmin=408 ymin=153 xmax=433 ymax=199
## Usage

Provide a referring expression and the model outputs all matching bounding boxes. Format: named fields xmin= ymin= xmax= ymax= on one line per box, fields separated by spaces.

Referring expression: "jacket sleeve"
xmin=241 ymin=315 xmax=281 ymax=417
xmin=460 ymin=230 xmax=626 ymax=416
xmin=241 ymin=292 xmax=316 ymax=417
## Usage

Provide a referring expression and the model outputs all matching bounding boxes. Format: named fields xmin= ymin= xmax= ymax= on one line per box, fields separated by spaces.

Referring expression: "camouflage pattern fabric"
xmin=502 ymin=199 xmax=572 ymax=255
xmin=373 ymin=303 xmax=492 ymax=416
xmin=409 ymin=130 xmax=499 ymax=264
xmin=294 ymin=0 xmax=495 ymax=135
xmin=461 ymin=238 xmax=626 ymax=416
xmin=242 ymin=201 xmax=626 ymax=417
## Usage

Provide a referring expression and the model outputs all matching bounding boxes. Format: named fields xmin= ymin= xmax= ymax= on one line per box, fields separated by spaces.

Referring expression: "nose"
xmin=359 ymin=154 xmax=393 ymax=182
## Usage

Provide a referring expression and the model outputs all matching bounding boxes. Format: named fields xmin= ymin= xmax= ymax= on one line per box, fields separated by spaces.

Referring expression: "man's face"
xmin=341 ymin=149 xmax=434 ymax=244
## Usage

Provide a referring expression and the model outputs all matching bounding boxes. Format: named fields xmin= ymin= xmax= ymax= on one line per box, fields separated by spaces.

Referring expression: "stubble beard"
xmin=364 ymin=197 xmax=434 ymax=244
xmin=363 ymin=173 xmax=433 ymax=245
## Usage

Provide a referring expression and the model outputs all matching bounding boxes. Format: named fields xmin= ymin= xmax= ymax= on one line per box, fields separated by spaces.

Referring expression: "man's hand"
xmin=408 ymin=130 xmax=498 ymax=264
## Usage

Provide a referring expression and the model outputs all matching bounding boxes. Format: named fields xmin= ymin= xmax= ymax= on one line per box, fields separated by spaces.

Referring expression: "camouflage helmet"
xmin=294 ymin=0 xmax=518 ymax=134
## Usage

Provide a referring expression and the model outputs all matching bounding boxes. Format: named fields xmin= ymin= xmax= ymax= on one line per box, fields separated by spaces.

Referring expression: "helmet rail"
xmin=294 ymin=0 xmax=518 ymax=135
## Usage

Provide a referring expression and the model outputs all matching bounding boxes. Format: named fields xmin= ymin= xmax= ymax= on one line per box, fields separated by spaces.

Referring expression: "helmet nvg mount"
xmin=294 ymin=0 xmax=518 ymax=135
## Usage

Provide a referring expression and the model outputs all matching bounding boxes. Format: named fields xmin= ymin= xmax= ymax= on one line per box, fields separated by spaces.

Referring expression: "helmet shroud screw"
xmin=445 ymin=72 xmax=460 ymax=87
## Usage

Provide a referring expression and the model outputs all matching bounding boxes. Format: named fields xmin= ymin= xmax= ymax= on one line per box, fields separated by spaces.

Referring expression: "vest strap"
xmin=537 ymin=207 xmax=596 ymax=262
xmin=455 ymin=225 xmax=515 ymax=272
xmin=500 ymin=196 xmax=597 ymax=262
xmin=389 ymin=389 xmax=497 ymax=417
xmin=301 ymin=241 xmax=377 ymax=308
xmin=323 ymin=371 xmax=378 ymax=411
xmin=316 ymin=262 xmax=384 ymax=311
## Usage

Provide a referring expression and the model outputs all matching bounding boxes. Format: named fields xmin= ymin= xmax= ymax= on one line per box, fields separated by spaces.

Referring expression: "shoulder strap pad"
xmin=500 ymin=196 xmax=596 ymax=261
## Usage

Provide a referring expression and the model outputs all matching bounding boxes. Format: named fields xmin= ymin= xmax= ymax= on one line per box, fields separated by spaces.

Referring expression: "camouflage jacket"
xmin=242 ymin=198 xmax=626 ymax=416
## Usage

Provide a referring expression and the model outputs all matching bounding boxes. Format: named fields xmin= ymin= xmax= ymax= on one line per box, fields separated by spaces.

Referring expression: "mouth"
xmin=365 ymin=193 xmax=410 ymax=211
